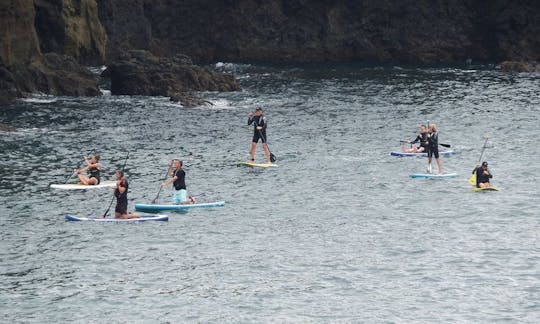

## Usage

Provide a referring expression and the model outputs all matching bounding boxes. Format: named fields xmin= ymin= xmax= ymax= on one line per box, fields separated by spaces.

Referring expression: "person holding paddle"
xmin=402 ymin=124 xmax=429 ymax=153
xmin=472 ymin=162 xmax=493 ymax=188
xmin=427 ymin=123 xmax=443 ymax=174
xmin=75 ymin=154 xmax=101 ymax=185
xmin=113 ymin=170 xmax=138 ymax=219
xmin=162 ymin=160 xmax=196 ymax=205
xmin=247 ymin=107 xmax=272 ymax=163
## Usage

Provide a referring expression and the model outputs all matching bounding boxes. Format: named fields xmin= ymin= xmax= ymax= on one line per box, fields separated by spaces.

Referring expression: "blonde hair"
xmin=429 ymin=123 xmax=437 ymax=132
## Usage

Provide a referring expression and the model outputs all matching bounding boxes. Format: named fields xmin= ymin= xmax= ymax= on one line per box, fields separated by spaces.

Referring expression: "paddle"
xmin=439 ymin=143 xmax=451 ymax=148
xmin=151 ymin=160 xmax=174 ymax=204
xmin=64 ymin=149 xmax=95 ymax=184
xmin=257 ymin=128 xmax=277 ymax=163
xmin=102 ymin=151 xmax=130 ymax=218
xmin=468 ymin=136 xmax=489 ymax=185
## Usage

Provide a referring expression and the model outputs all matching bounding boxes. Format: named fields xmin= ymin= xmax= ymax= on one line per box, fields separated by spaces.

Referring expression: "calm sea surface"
xmin=1 ymin=64 xmax=539 ymax=323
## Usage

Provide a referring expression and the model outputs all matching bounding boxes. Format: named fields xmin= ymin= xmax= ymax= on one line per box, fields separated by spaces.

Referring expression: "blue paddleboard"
xmin=409 ymin=173 xmax=458 ymax=179
xmin=390 ymin=150 xmax=454 ymax=157
xmin=65 ymin=214 xmax=168 ymax=222
xmin=134 ymin=201 xmax=225 ymax=212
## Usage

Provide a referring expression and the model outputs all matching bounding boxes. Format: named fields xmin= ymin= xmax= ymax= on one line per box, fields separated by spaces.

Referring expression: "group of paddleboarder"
xmin=71 ymin=154 xmax=195 ymax=219
xmin=401 ymin=123 xmax=494 ymax=188
xmin=67 ymin=107 xmax=272 ymax=219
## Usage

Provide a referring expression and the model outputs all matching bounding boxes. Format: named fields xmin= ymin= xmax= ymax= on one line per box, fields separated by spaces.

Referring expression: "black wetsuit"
xmin=427 ymin=132 xmax=439 ymax=158
xmin=473 ymin=166 xmax=492 ymax=187
xmin=248 ymin=115 xmax=267 ymax=143
xmin=411 ymin=133 xmax=428 ymax=151
xmin=89 ymin=166 xmax=100 ymax=184
xmin=114 ymin=179 xmax=128 ymax=214
xmin=173 ymin=168 xmax=186 ymax=191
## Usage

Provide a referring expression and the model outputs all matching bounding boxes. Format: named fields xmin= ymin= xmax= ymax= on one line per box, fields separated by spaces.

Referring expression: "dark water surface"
xmin=1 ymin=64 xmax=539 ymax=322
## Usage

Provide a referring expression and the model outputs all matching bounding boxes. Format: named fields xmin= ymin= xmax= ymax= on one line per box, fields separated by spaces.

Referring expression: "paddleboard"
xmin=409 ymin=173 xmax=458 ymax=179
xmin=50 ymin=181 xmax=116 ymax=190
xmin=390 ymin=150 xmax=454 ymax=157
xmin=65 ymin=214 xmax=168 ymax=222
xmin=135 ymin=201 xmax=225 ymax=212
xmin=471 ymin=186 xmax=499 ymax=192
xmin=237 ymin=161 xmax=278 ymax=168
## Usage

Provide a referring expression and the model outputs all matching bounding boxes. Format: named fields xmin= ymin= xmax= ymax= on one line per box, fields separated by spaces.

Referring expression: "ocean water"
xmin=1 ymin=64 xmax=539 ymax=323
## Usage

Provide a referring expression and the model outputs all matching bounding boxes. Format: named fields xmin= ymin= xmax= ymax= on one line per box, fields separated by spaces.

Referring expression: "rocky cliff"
xmin=1 ymin=0 xmax=539 ymax=105
xmin=97 ymin=0 xmax=540 ymax=64
xmin=0 ymin=0 xmax=102 ymax=103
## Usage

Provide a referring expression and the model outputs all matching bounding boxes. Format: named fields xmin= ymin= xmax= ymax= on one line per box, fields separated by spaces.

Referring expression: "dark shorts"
xmin=115 ymin=203 xmax=127 ymax=214
xmin=252 ymin=131 xmax=267 ymax=143
xmin=428 ymin=146 xmax=439 ymax=159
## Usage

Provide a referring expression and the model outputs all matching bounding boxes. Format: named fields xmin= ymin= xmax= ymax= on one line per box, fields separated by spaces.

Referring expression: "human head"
xmin=482 ymin=161 xmax=488 ymax=168
xmin=429 ymin=123 xmax=437 ymax=133
xmin=115 ymin=170 xmax=124 ymax=179
xmin=92 ymin=154 xmax=100 ymax=162
xmin=255 ymin=107 xmax=263 ymax=115
xmin=172 ymin=159 xmax=183 ymax=168
xmin=419 ymin=124 xmax=427 ymax=133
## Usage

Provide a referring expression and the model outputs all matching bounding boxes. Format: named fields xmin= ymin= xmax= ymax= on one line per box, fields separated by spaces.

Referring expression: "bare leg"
xmin=78 ymin=174 xmax=97 ymax=185
xmin=436 ymin=158 xmax=443 ymax=175
xmin=427 ymin=157 xmax=432 ymax=173
xmin=249 ymin=142 xmax=257 ymax=161
xmin=262 ymin=143 xmax=271 ymax=163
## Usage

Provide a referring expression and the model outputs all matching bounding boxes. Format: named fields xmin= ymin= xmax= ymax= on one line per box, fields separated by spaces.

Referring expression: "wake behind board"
xmin=237 ymin=161 xmax=278 ymax=168
xmin=410 ymin=173 xmax=458 ymax=179
xmin=390 ymin=150 xmax=454 ymax=157
xmin=65 ymin=214 xmax=168 ymax=222
xmin=471 ymin=186 xmax=499 ymax=192
xmin=135 ymin=201 xmax=225 ymax=212
xmin=51 ymin=181 xmax=116 ymax=190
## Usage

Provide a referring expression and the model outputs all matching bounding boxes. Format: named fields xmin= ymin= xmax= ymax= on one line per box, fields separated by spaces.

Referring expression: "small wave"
xmin=20 ymin=97 xmax=57 ymax=104
xmin=214 ymin=62 xmax=252 ymax=73
xmin=87 ymin=65 xmax=107 ymax=75
xmin=100 ymin=89 xmax=111 ymax=96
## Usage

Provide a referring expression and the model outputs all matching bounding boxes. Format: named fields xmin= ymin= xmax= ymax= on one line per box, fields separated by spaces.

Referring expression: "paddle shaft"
xmin=102 ymin=151 xmax=130 ymax=218
xmin=64 ymin=149 xmax=95 ymax=184
xmin=152 ymin=161 xmax=174 ymax=204
xmin=477 ymin=137 xmax=490 ymax=164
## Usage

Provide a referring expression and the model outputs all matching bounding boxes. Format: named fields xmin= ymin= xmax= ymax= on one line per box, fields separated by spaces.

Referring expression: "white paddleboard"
xmin=50 ymin=181 xmax=116 ymax=190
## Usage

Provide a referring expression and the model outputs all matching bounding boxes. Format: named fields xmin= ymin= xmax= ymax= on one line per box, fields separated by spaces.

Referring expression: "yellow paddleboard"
xmin=237 ymin=161 xmax=278 ymax=168
xmin=471 ymin=186 xmax=499 ymax=192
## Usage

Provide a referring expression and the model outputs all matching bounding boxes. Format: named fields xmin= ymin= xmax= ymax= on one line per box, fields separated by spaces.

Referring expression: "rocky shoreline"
xmin=1 ymin=0 xmax=538 ymax=105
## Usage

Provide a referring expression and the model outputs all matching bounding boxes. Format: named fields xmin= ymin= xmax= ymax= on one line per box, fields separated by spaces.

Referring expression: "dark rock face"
xmin=8 ymin=53 xmax=100 ymax=97
xmin=0 ymin=0 xmax=101 ymax=104
xmin=98 ymin=0 xmax=540 ymax=64
xmin=34 ymin=0 xmax=108 ymax=65
xmin=500 ymin=61 xmax=540 ymax=72
xmin=107 ymin=50 xmax=239 ymax=106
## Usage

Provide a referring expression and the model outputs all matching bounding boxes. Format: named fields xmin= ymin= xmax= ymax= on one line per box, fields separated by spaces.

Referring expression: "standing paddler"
xmin=247 ymin=107 xmax=272 ymax=163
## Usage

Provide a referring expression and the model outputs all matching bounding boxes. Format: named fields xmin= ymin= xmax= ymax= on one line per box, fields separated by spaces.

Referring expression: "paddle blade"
xmin=270 ymin=153 xmax=277 ymax=163
xmin=468 ymin=172 xmax=476 ymax=185
xmin=440 ymin=143 xmax=451 ymax=148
